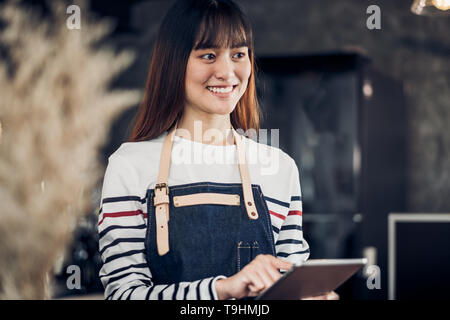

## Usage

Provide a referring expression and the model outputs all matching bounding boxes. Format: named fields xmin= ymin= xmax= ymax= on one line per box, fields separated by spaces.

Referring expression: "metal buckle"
xmin=155 ymin=183 xmax=168 ymax=194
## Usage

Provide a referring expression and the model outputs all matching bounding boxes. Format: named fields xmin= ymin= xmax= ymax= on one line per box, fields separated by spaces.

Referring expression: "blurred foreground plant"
xmin=0 ymin=0 xmax=140 ymax=299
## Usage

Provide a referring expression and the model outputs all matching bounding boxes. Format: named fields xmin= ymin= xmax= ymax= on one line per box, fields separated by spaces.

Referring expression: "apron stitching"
xmin=237 ymin=244 xmax=241 ymax=271
xmin=169 ymin=183 xmax=245 ymax=192
xmin=145 ymin=190 xmax=153 ymax=269
xmin=256 ymin=186 xmax=277 ymax=256
xmin=252 ymin=241 xmax=259 ymax=261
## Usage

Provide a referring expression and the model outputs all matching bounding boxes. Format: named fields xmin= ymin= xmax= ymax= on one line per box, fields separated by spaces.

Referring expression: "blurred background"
xmin=1 ymin=0 xmax=449 ymax=300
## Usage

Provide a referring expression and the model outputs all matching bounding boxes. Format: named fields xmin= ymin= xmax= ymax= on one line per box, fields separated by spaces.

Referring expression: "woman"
xmin=98 ymin=0 xmax=337 ymax=300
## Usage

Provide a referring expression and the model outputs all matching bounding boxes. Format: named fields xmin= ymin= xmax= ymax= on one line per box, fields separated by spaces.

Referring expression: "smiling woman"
xmin=129 ymin=0 xmax=260 ymax=142
xmin=98 ymin=0 xmax=315 ymax=301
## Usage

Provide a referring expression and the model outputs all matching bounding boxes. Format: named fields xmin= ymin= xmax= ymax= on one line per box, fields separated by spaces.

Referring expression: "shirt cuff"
xmin=210 ymin=275 xmax=227 ymax=300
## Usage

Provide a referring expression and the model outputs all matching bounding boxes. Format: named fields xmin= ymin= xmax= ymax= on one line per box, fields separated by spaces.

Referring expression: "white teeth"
xmin=207 ymin=86 xmax=234 ymax=93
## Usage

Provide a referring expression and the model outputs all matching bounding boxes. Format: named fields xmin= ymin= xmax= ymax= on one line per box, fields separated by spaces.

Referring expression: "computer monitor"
xmin=388 ymin=213 xmax=450 ymax=300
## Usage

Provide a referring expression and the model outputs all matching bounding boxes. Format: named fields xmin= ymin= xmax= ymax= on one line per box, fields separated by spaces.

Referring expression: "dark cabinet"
xmin=256 ymin=53 xmax=407 ymax=300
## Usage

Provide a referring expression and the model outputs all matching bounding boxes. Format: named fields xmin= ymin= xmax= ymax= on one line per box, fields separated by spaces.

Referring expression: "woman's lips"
xmin=206 ymin=85 xmax=238 ymax=98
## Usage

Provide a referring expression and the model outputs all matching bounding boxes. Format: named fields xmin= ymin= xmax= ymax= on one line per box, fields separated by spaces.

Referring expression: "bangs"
xmin=192 ymin=4 xmax=252 ymax=50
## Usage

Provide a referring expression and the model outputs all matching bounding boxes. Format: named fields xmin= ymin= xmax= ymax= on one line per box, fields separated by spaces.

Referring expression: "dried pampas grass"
xmin=0 ymin=0 xmax=141 ymax=299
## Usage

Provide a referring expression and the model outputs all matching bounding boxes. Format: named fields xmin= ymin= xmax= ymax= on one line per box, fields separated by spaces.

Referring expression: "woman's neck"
xmin=176 ymin=115 xmax=234 ymax=146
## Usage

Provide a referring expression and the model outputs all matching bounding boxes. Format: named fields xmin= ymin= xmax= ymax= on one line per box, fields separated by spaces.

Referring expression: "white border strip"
xmin=301 ymin=258 xmax=367 ymax=267
xmin=388 ymin=213 xmax=450 ymax=300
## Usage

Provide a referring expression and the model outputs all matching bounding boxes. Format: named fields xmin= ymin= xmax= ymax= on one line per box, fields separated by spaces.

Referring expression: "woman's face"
xmin=184 ymin=46 xmax=251 ymax=116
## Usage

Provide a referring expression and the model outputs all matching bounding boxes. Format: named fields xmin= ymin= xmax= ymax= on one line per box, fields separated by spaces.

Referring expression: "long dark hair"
xmin=128 ymin=0 xmax=261 ymax=142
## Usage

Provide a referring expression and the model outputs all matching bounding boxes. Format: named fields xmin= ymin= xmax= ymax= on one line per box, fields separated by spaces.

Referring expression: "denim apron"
xmin=145 ymin=121 xmax=276 ymax=285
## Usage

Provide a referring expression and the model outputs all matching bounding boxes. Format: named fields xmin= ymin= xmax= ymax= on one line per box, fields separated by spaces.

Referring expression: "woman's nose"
xmin=214 ymin=56 xmax=234 ymax=80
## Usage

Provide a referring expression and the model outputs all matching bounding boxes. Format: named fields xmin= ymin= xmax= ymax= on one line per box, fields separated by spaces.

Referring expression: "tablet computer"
xmin=255 ymin=258 xmax=367 ymax=300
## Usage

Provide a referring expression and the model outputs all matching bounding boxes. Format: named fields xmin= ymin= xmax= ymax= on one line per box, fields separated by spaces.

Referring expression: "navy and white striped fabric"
xmin=98 ymin=132 xmax=310 ymax=300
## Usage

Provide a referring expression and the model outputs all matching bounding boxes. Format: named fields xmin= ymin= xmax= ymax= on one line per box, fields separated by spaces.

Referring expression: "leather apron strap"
xmin=154 ymin=121 xmax=258 ymax=256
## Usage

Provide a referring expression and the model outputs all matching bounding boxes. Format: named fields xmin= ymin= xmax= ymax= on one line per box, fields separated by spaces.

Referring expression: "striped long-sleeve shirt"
xmin=98 ymin=132 xmax=310 ymax=300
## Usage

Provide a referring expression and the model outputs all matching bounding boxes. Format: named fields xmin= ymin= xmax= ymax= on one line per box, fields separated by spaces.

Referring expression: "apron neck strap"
xmin=157 ymin=120 xmax=258 ymax=220
xmin=154 ymin=120 xmax=258 ymax=255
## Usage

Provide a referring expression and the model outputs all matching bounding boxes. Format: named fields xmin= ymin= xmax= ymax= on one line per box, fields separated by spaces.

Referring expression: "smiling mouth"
xmin=206 ymin=85 xmax=238 ymax=95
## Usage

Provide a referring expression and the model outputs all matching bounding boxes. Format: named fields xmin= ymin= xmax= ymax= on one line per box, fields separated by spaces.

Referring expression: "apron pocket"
xmin=237 ymin=240 xmax=260 ymax=271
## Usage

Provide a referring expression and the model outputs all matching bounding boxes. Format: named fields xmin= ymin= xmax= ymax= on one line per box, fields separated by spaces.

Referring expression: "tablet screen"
xmin=256 ymin=259 xmax=367 ymax=300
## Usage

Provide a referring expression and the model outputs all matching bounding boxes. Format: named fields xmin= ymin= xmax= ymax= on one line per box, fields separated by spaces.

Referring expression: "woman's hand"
xmin=215 ymin=254 xmax=293 ymax=300
xmin=301 ymin=291 xmax=340 ymax=300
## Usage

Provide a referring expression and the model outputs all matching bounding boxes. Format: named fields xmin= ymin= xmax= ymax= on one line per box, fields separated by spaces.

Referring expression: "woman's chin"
xmin=204 ymin=103 xmax=237 ymax=115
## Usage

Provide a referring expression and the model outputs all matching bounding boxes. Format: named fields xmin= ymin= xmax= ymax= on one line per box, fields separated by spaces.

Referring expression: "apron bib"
xmin=145 ymin=121 xmax=276 ymax=284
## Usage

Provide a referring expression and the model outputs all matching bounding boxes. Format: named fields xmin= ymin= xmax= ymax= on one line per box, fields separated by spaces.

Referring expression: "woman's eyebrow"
xmin=194 ymin=45 xmax=248 ymax=50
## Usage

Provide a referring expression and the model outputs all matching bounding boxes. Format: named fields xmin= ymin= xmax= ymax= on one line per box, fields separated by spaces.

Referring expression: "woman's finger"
xmin=253 ymin=255 xmax=284 ymax=286
xmin=255 ymin=265 xmax=276 ymax=289
xmin=262 ymin=261 xmax=283 ymax=283
xmin=246 ymin=270 xmax=265 ymax=293
xmin=326 ymin=291 xmax=339 ymax=300
xmin=302 ymin=291 xmax=340 ymax=300
xmin=269 ymin=256 xmax=293 ymax=271
xmin=244 ymin=255 xmax=293 ymax=297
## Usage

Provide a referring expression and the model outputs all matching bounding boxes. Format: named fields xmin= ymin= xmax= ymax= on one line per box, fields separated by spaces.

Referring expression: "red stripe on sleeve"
xmin=288 ymin=210 xmax=303 ymax=217
xmin=98 ymin=210 xmax=147 ymax=226
xmin=269 ymin=210 xmax=286 ymax=220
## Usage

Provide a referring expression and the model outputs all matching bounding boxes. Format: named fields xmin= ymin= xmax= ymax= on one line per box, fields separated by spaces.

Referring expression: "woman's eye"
xmin=200 ymin=51 xmax=246 ymax=61
xmin=201 ymin=53 xmax=216 ymax=60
